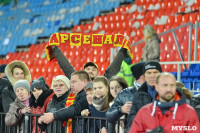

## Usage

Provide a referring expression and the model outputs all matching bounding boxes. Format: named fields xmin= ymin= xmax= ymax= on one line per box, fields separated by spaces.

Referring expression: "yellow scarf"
xmin=63 ymin=93 xmax=76 ymax=133
xmin=45 ymin=33 xmax=133 ymax=61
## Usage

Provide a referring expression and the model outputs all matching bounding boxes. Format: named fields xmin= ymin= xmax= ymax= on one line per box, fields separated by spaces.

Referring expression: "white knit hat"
xmin=51 ymin=75 xmax=70 ymax=89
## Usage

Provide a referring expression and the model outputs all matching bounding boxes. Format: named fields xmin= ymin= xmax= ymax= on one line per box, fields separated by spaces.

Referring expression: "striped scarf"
xmin=62 ymin=93 xmax=76 ymax=133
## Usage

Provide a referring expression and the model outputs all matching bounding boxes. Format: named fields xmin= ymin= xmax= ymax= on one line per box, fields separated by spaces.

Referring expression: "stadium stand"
xmin=0 ymin=0 xmax=200 ymax=94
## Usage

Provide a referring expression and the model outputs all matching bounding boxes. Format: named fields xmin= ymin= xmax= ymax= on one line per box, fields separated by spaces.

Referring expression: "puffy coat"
xmin=141 ymin=36 xmax=161 ymax=62
xmin=52 ymin=46 xmax=127 ymax=80
xmin=129 ymin=90 xmax=200 ymax=133
xmin=5 ymin=99 xmax=27 ymax=133
xmin=2 ymin=60 xmax=31 ymax=113
xmin=106 ymin=86 xmax=137 ymax=123
xmin=30 ymin=89 xmax=54 ymax=133
xmin=0 ymin=77 xmax=10 ymax=112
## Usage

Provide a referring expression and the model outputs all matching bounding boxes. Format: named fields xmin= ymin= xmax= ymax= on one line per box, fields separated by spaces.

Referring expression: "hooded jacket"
xmin=2 ymin=60 xmax=31 ymax=112
xmin=129 ymin=89 xmax=200 ymax=133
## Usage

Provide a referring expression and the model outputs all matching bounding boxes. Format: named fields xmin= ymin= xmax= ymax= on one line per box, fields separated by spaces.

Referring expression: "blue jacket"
xmin=106 ymin=86 xmax=137 ymax=123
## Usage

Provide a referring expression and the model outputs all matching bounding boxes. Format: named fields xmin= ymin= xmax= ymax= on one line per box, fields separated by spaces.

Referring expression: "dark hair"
xmin=71 ymin=71 xmax=90 ymax=81
xmin=176 ymin=81 xmax=192 ymax=99
xmin=93 ymin=76 xmax=114 ymax=109
xmin=11 ymin=65 xmax=24 ymax=74
xmin=84 ymin=62 xmax=98 ymax=71
xmin=109 ymin=76 xmax=128 ymax=90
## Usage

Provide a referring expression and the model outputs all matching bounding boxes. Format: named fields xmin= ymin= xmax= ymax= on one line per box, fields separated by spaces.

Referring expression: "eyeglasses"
xmin=53 ymin=84 xmax=66 ymax=88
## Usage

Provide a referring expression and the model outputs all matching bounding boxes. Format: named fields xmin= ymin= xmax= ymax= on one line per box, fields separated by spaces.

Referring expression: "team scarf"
xmin=62 ymin=93 xmax=76 ymax=133
xmin=45 ymin=33 xmax=133 ymax=61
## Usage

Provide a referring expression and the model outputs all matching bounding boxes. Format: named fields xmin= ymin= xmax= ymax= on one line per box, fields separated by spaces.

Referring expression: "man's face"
xmin=70 ymin=74 xmax=87 ymax=95
xmin=84 ymin=66 xmax=98 ymax=80
xmin=53 ymin=80 xmax=69 ymax=97
xmin=155 ymin=75 xmax=176 ymax=102
xmin=144 ymin=69 xmax=160 ymax=87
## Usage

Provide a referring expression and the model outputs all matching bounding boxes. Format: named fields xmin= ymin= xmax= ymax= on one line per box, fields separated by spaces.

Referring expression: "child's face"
xmin=86 ymin=90 xmax=94 ymax=105
xmin=15 ymin=87 xmax=29 ymax=101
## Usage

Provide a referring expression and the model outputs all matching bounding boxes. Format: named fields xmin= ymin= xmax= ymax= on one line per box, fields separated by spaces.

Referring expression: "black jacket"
xmin=1 ymin=78 xmax=16 ymax=113
xmin=190 ymin=95 xmax=200 ymax=121
xmin=126 ymin=82 xmax=152 ymax=132
xmin=53 ymin=89 xmax=88 ymax=132
xmin=39 ymin=91 xmax=69 ymax=132
xmin=52 ymin=46 xmax=127 ymax=80
xmin=0 ymin=77 xmax=9 ymax=112
xmin=106 ymin=86 xmax=137 ymax=123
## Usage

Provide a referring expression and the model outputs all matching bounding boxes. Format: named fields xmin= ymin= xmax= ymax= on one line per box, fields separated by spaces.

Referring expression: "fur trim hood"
xmin=5 ymin=60 xmax=31 ymax=86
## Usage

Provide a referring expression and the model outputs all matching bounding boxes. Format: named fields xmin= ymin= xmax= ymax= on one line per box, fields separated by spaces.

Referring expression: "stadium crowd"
xmin=0 ymin=25 xmax=200 ymax=133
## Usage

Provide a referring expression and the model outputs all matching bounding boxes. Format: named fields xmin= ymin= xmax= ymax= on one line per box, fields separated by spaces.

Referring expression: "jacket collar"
xmin=29 ymin=89 xmax=53 ymax=108
xmin=52 ymin=90 xmax=69 ymax=102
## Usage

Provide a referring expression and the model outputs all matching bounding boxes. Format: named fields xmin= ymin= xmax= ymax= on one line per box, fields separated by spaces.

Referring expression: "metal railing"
xmin=0 ymin=113 xmax=125 ymax=133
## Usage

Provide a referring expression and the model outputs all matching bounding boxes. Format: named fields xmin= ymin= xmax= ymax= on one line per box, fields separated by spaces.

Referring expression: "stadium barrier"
xmin=0 ymin=113 xmax=126 ymax=133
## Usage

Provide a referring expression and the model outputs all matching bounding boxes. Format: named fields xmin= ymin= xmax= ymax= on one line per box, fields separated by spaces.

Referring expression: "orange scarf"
xmin=62 ymin=93 xmax=76 ymax=133
xmin=45 ymin=33 xmax=133 ymax=61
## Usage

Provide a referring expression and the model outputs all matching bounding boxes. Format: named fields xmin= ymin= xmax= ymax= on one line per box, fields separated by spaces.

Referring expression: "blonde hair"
xmin=176 ymin=81 xmax=192 ymax=99
xmin=143 ymin=25 xmax=157 ymax=42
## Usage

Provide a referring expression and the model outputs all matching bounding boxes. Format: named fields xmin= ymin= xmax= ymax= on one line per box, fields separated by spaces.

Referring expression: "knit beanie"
xmin=51 ymin=75 xmax=70 ymax=89
xmin=0 ymin=64 xmax=7 ymax=73
xmin=131 ymin=62 xmax=145 ymax=80
xmin=31 ymin=77 xmax=48 ymax=91
xmin=143 ymin=60 xmax=162 ymax=74
xmin=14 ymin=80 xmax=30 ymax=93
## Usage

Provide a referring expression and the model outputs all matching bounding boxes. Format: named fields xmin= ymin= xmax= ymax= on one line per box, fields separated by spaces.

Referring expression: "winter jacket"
xmin=129 ymin=89 xmax=200 ymax=133
xmin=87 ymin=105 xmax=107 ymax=133
xmin=5 ymin=98 xmax=27 ymax=133
xmin=38 ymin=90 xmax=69 ymax=132
xmin=53 ymin=89 xmax=88 ymax=133
xmin=141 ymin=36 xmax=161 ymax=62
xmin=106 ymin=86 xmax=137 ymax=123
xmin=127 ymin=82 xmax=153 ymax=132
xmin=2 ymin=60 xmax=31 ymax=113
xmin=0 ymin=77 xmax=9 ymax=112
xmin=52 ymin=46 xmax=126 ymax=80
xmin=190 ymin=94 xmax=200 ymax=121
xmin=29 ymin=89 xmax=54 ymax=133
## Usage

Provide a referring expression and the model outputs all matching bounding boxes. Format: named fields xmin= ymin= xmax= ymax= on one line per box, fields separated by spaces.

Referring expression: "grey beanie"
xmin=13 ymin=80 xmax=30 ymax=93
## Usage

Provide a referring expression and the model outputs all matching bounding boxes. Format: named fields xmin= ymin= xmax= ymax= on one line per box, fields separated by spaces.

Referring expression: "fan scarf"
xmin=62 ymin=93 xmax=76 ymax=133
xmin=45 ymin=33 xmax=133 ymax=61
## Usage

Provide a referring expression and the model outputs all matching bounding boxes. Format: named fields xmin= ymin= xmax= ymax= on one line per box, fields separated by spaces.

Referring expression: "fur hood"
xmin=5 ymin=60 xmax=31 ymax=86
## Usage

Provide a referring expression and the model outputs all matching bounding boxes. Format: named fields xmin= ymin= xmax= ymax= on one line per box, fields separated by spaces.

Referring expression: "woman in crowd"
xmin=29 ymin=76 xmax=54 ymax=133
xmin=2 ymin=60 xmax=31 ymax=113
xmin=140 ymin=25 xmax=161 ymax=61
xmin=81 ymin=76 xmax=113 ymax=133
xmin=176 ymin=81 xmax=192 ymax=103
xmin=108 ymin=76 xmax=128 ymax=133
xmin=38 ymin=75 xmax=70 ymax=132
xmin=5 ymin=80 xmax=32 ymax=133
